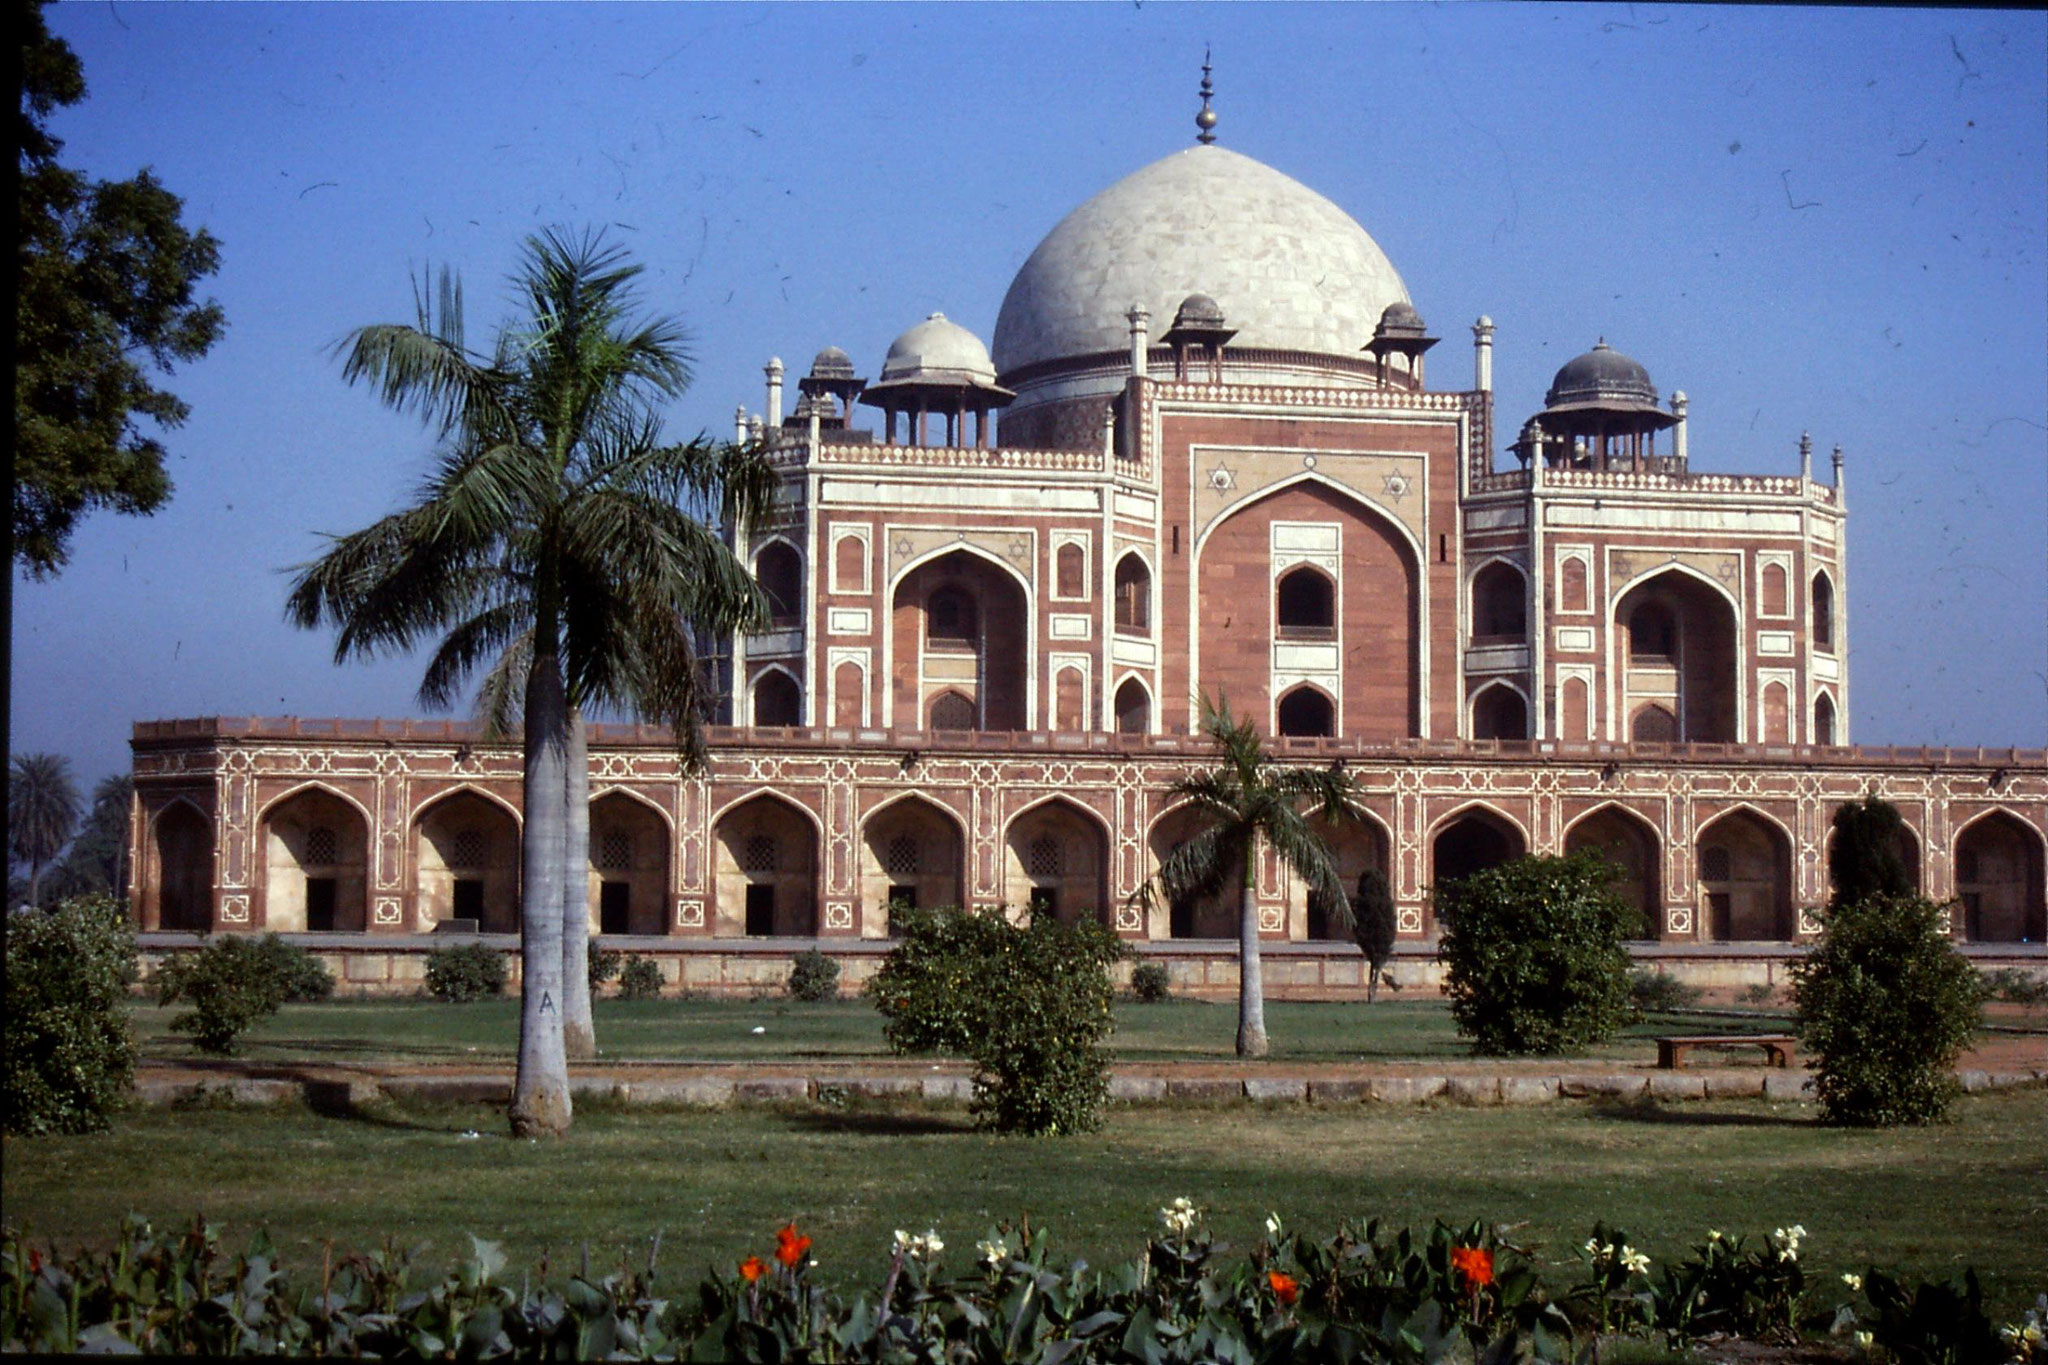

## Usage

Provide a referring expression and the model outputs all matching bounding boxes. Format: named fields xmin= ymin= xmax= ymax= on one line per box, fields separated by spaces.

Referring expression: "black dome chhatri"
xmin=1545 ymin=339 xmax=1659 ymax=410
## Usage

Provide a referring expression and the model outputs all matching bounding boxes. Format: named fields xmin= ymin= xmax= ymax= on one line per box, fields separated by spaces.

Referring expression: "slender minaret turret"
xmin=734 ymin=405 xmax=748 ymax=444
xmin=1832 ymin=443 xmax=1845 ymax=503
xmin=1472 ymin=316 xmax=1494 ymax=393
xmin=1127 ymin=304 xmax=1150 ymax=379
xmin=1799 ymin=430 xmax=1813 ymax=483
xmin=765 ymin=357 xmax=784 ymax=429
xmin=1670 ymin=391 xmax=1689 ymax=466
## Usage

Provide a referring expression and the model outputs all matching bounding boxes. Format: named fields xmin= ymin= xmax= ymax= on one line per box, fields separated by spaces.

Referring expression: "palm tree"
xmin=1134 ymin=696 xmax=1360 ymax=1057
xmin=287 ymin=229 xmax=774 ymax=1136
xmin=9 ymin=752 xmax=81 ymax=906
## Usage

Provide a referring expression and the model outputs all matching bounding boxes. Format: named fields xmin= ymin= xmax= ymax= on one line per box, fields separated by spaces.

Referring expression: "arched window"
xmin=1760 ymin=562 xmax=1788 ymax=617
xmin=752 ymin=670 xmax=801 ymax=727
xmin=1275 ymin=567 xmax=1335 ymax=637
xmin=833 ymin=534 xmax=867 ymax=593
xmin=1055 ymin=668 xmax=1085 ymax=731
xmin=928 ymin=690 xmax=977 ymax=731
xmin=1113 ymin=554 xmax=1150 ymax=632
xmin=1811 ymin=573 xmax=1835 ymax=651
xmin=927 ymin=585 xmax=977 ymax=647
xmin=756 ymin=542 xmax=802 ymax=627
xmin=1762 ymin=681 xmax=1789 ymax=743
xmin=1628 ymin=601 xmax=1676 ymax=660
xmin=1471 ymin=685 xmax=1527 ymax=740
xmin=1470 ymin=563 xmax=1526 ymax=641
xmin=1056 ymin=543 xmax=1086 ymax=598
xmin=1631 ymin=704 xmax=1677 ymax=743
xmin=1558 ymin=556 xmax=1590 ymax=613
xmin=1276 ymin=686 xmax=1334 ymax=738
xmin=1114 ymin=679 xmax=1150 ymax=734
xmin=1813 ymin=692 xmax=1837 ymax=746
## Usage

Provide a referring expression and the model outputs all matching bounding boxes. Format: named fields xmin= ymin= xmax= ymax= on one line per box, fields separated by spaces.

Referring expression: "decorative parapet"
xmin=763 ymin=440 xmax=1109 ymax=475
xmin=1466 ymin=467 xmax=1838 ymax=504
xmin=132 ymin=716 xmax=2044 ymax=772
xmin=1149 ymin=380 xmax=1482 ymax=415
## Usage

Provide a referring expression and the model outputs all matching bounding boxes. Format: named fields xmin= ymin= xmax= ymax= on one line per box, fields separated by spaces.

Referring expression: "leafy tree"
xmin=1792 ymin=893 xmax=1984 ymax=1126
xmin=155 ymin=935 xmax=290 ymax=1055
xmin=1132 ymin=696 xmax=1359 ymax=1057
xmin=286 ymin=230 xmax=772 ymax=1136
xmin=15 ymin=0 xmax=225 ymax=577
xmin=1354 ymin=865 xmax=1398 ymax=1003
xmin=8 ymin=752 xmax=80 ymax=905
xmin=2 ymin=894 xmax=138 ymax=1134
xmin=47 ymin=773 xmax=132 ymax=901
xmin=1827 ymin=795 xmax=1914 ymax=911
xmin=1435 ymin=852 xmax=1641 ymax=1055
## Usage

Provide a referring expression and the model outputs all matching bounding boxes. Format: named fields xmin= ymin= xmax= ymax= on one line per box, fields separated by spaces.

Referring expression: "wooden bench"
xmin=1655 ymin=1034 xmax=1798 ymax=1069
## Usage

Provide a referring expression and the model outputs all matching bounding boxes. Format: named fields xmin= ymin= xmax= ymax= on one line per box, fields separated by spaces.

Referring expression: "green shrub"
xmin=1353 ymin=866 xmax=1399 ymax=1002
xmin=1129 ymin=961 xmax=1172 ymax=1003
xmin=252 ymin=934 xmax=334 ymax=1002
xmin=2 ymin=895 xmax=138 ymax=1134
xmin=867 ymin=906 xmax=1125 ymax=1135
xmin=1982 ymin=967 xmax=2048 ymax=1008
xmin=1630 ymin=968 xmax=1703 ymax=1013
xmin=423 ymin=942 xmax=508 ymax=1003
xmin=1435 ymin=851 xmax=1641 ymax=1055
xmin=787 ymin=949 xmax=840 ymax=1002
xmin=589 ymin=947 xmax=623 ymax=994
xmin=1828 ymin=796 xmax=1915 ymax=910
xmin=155 ymin=936 xmax=289 ymax=1054
xmin=615 ymin=953 xmax=663 ymax=1001
xmin=1740 ymin=981 xmax=1780 ymax=1006
xmin=1792 ymin=893 xmax=1984 ymax=1126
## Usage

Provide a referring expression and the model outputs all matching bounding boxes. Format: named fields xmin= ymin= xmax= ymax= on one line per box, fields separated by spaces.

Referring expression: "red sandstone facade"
xmin=129 ymin=138 xmax=2047 ymax=956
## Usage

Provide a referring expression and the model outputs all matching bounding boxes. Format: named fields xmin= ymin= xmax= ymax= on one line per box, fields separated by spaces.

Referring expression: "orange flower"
xmin=775 ymin=1223 xmax=812 ymax=1269
xmin=739 ymin=1255 xmax=768 ymax=1283
xmin=1267 ymin=1270 xmax=1300 ymax=1306
xmin=1449 ymin=1245 xmax=1494 ymax=1289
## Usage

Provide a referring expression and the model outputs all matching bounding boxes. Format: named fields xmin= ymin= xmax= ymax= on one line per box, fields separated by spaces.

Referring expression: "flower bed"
xmin=5 ymin=1207 xmax=2041 ymax=1361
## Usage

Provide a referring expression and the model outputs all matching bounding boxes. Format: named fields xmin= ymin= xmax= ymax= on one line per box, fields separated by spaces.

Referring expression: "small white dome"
xmin=879 ymin=313 xmax=997 ymax=386
xmin=993 ymin=145 xmax=1409 ymax=375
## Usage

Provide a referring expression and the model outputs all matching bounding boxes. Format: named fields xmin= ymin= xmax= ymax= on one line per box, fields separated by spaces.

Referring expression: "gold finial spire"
xmin=1196 ymin=49 xmax=1217 ymax=145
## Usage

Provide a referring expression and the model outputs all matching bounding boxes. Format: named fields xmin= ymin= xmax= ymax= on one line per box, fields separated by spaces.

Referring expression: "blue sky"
xmin=14 ymin=2 xmax=2046 ymax=787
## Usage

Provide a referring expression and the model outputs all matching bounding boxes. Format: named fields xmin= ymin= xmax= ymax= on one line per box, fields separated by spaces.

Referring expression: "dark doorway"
xmin=600 ymin=881 xmax=631 ymax=935
xmin=452 ymin=878 xmax=485 ymax=922
xmin=1432 ymin=814 xmax=1520 ymax=890
xmin=1027 ymin=887 xmax=1058 ymax=920
xmin=305 ymin=877 xmax=338 ymax=932
xmin=745 ymin=884 xmax=776 ymax=936
xmin=1169 ymin=897 xmax=1196 ymax=939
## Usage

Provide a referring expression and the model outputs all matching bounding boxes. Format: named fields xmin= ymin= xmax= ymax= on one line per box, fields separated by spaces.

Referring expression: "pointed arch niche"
xmin=860 ymin=796 xmax=965 ymax=934
xmin=1564 ymin=805 xmax=1662 ymax=937
xmin=1147 ymin=805 xmax=1242 ymax=940
xmin=1954 ymin=812 xmax=2046 ymax=943
xmin=1695 ymin=808 xmax=1793 ymax=941
xmin=587 ymin=792 xmax=671 ymax=936
xmin=1295 ymin=811 xmax=1391 ymax=941
xmin=149 ymin=801 xmax=214 ymax=931
xmin=414 ymin=790 xmax=521 ymax=933
xmin=713 ymin=794 xmax=818 ymax=938
xmin=260 ymin=787 xmax=369 ymax=932
xmin=1430 ymin=807 xmax=1524 ymax=901
xmin=1615 ymin=568 xmax=1738 ymax=743
xmin=1003 ymin=800 xmax=1110 ymax=927
xmin=891 ymin=549 xmax=1028 ymax=732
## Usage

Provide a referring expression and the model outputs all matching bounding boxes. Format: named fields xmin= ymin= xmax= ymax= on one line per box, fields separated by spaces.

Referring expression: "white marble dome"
xmin=879 ymin=312 xmax=998 ymax=386
xmin=992 ymin=145 xmax=1409 ymax=375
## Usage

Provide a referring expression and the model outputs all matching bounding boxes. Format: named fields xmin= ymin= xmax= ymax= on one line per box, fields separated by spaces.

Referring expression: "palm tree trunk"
xmin=1236 ymin=846 xmax=1269 ymax=1057
xmin=510 ymin=649 xmax=574 ymax=1138
xmin=561 ymin=705 xmax=596 ymax=1059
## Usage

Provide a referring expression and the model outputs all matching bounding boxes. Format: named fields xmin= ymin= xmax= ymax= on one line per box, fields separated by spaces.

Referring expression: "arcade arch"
xmin=1298 ymin=811 xmax=1391 ymax=941
xmin=713 ymin=794 xmax=818 ymax=937
xmin=1695 ymin=808 xmax=1793 ymax=941
xmin=150 ymin=801 xmax=213 ymax=931
xmin=1614 ymin=569 xmax=1738 ymax=743
xmin=1002 ymin=799 xmax=1110 ymax=926
xmin=1564 ymin=804 xmax=1662 ymax=936
xmin=414 ymin=790 xmax=520 ymax=933
xmin=891 ymin=549 xmax=1028 ymax=732
xmin=259 ymin=786 xmax=368 ymax=932
xmin=860 ymin=795 xmax=965 ymax=933
xmin=1954 ymin=812 xmax=2046 ymax=943
xmin=588 ymin=791 xmax=670 ymax=936
xmin=1430 ymin=806 xmax=1524 ymax=897
xmin=1146 ymin=804 xmax=1241 ymax=939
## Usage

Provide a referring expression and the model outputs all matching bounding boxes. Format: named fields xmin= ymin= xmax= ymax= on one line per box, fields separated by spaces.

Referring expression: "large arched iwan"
xmin=1197 ymin=481 xmax=1418 ymax=740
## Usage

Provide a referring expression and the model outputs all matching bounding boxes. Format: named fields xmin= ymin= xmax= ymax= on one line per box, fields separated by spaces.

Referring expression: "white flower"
xmin=1159 ymin=1197 xmax=1201 ymax=1237
xmin=1585 ymin=1237 xmax=1604 ymax=1258
xmin=1842 ymin=1272 xmax=1864 ymax=1293
xmin=892 ymin=1229 xmax=945 ymax=1260
xmin=977 ymin=1238 xmax=1009 ymax=1268
xmin=1707 ymin=1229 xmax=1725 ymax=1243
xmin=1854 ymin=1331 xmax=1874 ymax=1351
xmin=1265 ymin=1213 xmax=1284 ymax=1240
xmin=1620 ymin=1247 xmax=1651 ymax=1276
xmin=924 ymin=1231 xmax=945 ymax=1255
xmin=1771 ymin=1225 xmax=1805 ymax=1262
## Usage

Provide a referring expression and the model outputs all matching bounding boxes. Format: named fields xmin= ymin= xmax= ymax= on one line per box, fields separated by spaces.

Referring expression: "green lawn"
xmin=5 ymin=1091 xmax=2043 ymax=1317
xmin=130 ymin=997 xmax=1802 ymax=1066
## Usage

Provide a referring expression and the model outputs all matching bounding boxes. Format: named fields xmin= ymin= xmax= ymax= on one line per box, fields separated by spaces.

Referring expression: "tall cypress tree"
xmin=1827 ymin=796 xmax=1914 ymax=911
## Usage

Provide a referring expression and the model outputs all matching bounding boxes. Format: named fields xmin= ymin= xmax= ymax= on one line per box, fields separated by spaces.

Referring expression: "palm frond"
xmin=471 ymin=631 xmax=533 ymax=742
xmin=418 ymin=599 xmax=533 ymax=711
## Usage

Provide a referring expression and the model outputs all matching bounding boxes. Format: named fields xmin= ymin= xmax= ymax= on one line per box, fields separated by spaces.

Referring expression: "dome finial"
xmin=1195 ymin=48 xmax=1218 ymax=145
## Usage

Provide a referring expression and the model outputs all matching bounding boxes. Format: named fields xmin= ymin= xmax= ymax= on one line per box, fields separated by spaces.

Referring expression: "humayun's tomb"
xmin=127 ymin=101 xmax=2045 ymax=995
